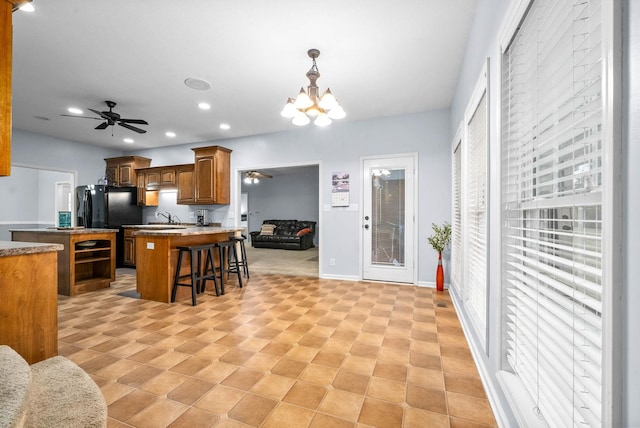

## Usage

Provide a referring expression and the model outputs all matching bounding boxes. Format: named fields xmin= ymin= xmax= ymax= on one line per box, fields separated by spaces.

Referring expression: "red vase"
xmin=436 ymin=251 xmax=444 ymax=291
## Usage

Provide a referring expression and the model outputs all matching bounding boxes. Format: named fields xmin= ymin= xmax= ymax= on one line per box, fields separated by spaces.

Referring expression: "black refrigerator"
xmin=76 ymin=185 xmax=142 ymax=268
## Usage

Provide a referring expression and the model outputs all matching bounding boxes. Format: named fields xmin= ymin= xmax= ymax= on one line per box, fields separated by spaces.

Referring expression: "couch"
xmin=0 ymin=345 xmax=107 ymax=428
xmin=250 ymin=219 xmax=317 ymax=250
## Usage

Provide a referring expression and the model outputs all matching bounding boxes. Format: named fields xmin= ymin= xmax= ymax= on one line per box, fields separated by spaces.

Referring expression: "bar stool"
xmin=171 ymin=244 xmax=218 ymax=305
xmin=228 ymin=234 xmax=250 ymax=279
xmin=214 ymin=240 xmax=243 ymax=295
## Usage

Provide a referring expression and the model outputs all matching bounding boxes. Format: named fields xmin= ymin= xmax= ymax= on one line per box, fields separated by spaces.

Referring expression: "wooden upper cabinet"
xmin=0 ymin=2 xmax=13 ymax=176
xmin=105 ymin=156 xmax=151 ymax=187
xmin=192 ymin=146 xmax=231 ymax=205
xmin=176 ymin=164 xmax=195 ymax=205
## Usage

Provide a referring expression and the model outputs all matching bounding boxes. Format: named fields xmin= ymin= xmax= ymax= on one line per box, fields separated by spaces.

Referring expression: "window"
xmin=463 ymin=62 xmax=489 ymax=344
xmin=451 ymin=129 xmax=463 ymax=296
xmin=499 ymin=0 xmax=615 ymax=426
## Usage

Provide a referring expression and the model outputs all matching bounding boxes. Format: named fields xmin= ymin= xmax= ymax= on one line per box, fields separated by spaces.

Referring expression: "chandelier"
xmin=280 ymin=49 xmax=346 ymax=127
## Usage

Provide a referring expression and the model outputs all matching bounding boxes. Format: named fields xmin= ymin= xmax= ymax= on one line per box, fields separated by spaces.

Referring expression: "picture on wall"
xmin=331 ymin=171 xmax=350 ymax=207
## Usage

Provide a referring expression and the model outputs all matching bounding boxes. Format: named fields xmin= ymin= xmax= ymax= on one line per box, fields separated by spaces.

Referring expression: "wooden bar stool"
xmin=228 ymin=234 xmax=250 ymax=279
xmin=214 ymin=240 xmax=243 ymax=295
xmin=171 ymin=244 xmax=218 ymax=305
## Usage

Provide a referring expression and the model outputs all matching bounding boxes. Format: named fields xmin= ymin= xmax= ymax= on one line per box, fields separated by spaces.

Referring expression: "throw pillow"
xmin=296 ymin=227 xmax=312 ymax=237
xmin=260 ymin=224 xmax=276 ymax=235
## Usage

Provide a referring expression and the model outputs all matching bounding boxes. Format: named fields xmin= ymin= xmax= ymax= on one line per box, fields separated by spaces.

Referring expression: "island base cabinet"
xmin=0 ymin=251 xmax=58 ymax=364
xmin=11 ymin=230 xmax=116 ymax=296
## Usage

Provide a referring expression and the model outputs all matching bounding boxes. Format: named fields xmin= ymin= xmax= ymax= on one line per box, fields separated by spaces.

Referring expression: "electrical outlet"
xmin=329 ymin=258 xmax=335 ymax=266
xmin=189 ymin=211 xmax=195 ymax=219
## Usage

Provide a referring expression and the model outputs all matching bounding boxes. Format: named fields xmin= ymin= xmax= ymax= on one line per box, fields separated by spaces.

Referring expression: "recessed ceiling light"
xmin=198 ymin=102 xmax=211 ymax=110
xmin=124 ymin=138 xmax=134 ymax=144
xmin=184 ymin=78 xmax=211 ymax=91
xmin=19 ymin=3 xmax=35 ymax=12
xmin=219 ymin=123 xmax=230 ymax=130
xmin=165 ymin=131 xmax=176 ymax=138
xmin=68 ymin=107 xmax=83 ymax=115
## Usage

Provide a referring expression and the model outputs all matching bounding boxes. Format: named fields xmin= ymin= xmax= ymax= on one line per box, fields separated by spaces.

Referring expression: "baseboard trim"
xmin=319 ymin=273 xmax=360 ymax=281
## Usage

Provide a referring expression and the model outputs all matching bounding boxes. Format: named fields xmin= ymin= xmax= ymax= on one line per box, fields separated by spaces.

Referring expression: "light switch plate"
xmin=146 ymin=242 xmax=155 ymax=250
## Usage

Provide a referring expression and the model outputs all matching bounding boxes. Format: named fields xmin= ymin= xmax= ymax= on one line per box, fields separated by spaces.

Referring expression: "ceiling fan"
xmin=244 ymin=171 xmax=272 ymax=184
xmin=61 ymin=100 xmax=148 ymax=134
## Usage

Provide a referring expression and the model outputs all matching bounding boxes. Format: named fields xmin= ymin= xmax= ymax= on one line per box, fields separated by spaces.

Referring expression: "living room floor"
xmin=57 ymin=270 xmax=497 ymax=428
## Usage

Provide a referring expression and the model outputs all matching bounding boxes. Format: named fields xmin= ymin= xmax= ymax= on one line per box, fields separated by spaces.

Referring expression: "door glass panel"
xmin=370 ymin=168 xmax=405 ymax=267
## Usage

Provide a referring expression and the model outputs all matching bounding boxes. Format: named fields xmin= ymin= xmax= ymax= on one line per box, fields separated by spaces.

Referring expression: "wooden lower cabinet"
xmin=11 ymin=230 xmax=116 ymax=296
xmin=123 ymin=228 xmax=136 ymax=267
xmin=0 ymin=249 xmax=59 ymax=364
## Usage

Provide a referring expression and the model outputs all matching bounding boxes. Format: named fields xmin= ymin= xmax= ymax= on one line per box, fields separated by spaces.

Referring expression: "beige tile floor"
xmin=57 ymin=270 xmax=497 ymax=428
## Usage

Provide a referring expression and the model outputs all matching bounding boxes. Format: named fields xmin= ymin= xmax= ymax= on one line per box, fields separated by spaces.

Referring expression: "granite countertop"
xmin=133 ymin=226 xmax=241 ymax=237
xmin=0 ymin=241 xmax=64 ymax=257
xmin=10 ymin=228 xmax=117 ymax=234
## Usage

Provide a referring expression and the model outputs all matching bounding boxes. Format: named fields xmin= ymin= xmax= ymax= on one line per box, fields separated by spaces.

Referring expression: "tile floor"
xmin=57 ymin=270 xmax=497 ymax=428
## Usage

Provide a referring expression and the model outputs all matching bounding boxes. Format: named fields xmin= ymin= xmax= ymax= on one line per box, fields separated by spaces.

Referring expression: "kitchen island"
xmin=0 ymin=241 xmax=63 ymax=363
xmin=10 ymin=228 xmax=116 ymax=296
xmin=133 ymin=226 xmax=241 ymax=303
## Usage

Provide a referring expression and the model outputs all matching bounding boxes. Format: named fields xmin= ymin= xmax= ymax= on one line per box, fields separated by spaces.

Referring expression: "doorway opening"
xmin=236 ymin=163 xmax=321 ymax=277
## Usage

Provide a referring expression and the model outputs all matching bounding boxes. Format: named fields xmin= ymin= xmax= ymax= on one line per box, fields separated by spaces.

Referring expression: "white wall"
xmin=11 ymin=129 xmax=123 ymax=186
xmin=131 ymin=110 xmax=452 ymax=283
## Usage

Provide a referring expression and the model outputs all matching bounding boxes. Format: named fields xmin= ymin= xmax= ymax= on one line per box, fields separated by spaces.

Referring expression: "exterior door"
xmin=362 ymin=155 xmax=416 ymax=283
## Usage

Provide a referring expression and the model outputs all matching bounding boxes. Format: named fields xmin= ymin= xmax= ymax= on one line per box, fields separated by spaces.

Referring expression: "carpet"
xmin=244 ymin=245 xmax=318 ymax=277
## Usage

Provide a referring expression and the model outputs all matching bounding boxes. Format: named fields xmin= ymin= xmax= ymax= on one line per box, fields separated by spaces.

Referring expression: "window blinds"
xmin=466 ymin=90 xmax=488 ymax=336
xmin=501 ymin=0 xmax=603 ymax=426
xmin=451 ymin=141 xmax=463 ymax=294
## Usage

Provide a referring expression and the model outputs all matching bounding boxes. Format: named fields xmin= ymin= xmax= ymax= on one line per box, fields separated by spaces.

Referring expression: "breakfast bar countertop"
xmin=132 ymin=226 xmax=241 ymax=237
xmin=0 ymin=241 xmax=64 ymax=257
xmin=8 ymin=228 xmax=117 ymax=234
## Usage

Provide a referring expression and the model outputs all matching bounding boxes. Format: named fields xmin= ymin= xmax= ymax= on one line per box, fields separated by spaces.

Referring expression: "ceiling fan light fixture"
xmin=282 ymin=49 xmax=345 ymax=127
xmin=124 ymin=138 xmax=134 ymax=144
xmin=198 ymin=102 xmax=211 ymax=110
xmin=165 ymin=131 xmax=176 ymax=137
xmin=219 ymin=123 xmax=230 ymax=130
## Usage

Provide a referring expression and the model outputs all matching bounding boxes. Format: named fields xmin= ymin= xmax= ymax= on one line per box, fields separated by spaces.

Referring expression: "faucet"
xmin=157 ymin=212 xmax=174 ymax=224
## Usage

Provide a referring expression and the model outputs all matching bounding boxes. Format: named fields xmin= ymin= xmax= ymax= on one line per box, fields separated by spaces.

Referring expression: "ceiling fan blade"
xmin=119 ymin=119 xmax=148 ymax=125
xmin=88 ymin=108 xmax=111 ymax=120
xmin=60 ymin=114 xmax=103 ymax=120
xmin=258 ymin=173 xmax=273 ymax=179
xmin=95 ymin=122 xmax=109 ymax=130
xmin=118 ymin=122 xmax=147 ymax=134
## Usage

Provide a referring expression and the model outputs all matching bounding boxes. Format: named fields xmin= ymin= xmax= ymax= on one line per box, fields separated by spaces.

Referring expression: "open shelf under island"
xmin=10 ymin=228 xmax=116 ymax=296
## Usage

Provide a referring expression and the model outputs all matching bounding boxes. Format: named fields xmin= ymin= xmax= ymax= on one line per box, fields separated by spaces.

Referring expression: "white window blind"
xmin=451 ymin=140 xmax=463 ymax=295
xmin=501 ymin=0 xmax=603 ymax=426
xmin=466 ymin=90 xmax=488 ymax=337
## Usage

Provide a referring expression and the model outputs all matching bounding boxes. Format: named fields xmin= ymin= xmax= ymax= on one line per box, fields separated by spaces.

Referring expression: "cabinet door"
xmin=176 ymin=165 xmax=195 ymax=204
xmin=194 ymin=157 xmax=214 ymax=203
xmin=145 ymin=169 xmax=160 ymax=188
xmin=160 ymin=168 xmax=176 ymax=186
xmin=137 ymin=172 xmax=146 ymax=206
xmin=123 ymin=236 xmax=135 ymax=266
xmin=105 ymin=164 xmax=118 ymax=185
xmin=118 ymin=163 xmax=134 ymax=186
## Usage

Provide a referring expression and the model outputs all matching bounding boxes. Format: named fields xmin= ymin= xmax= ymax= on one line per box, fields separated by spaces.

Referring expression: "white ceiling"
xmin=11 ymin=0 xmax=478 ymax=150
